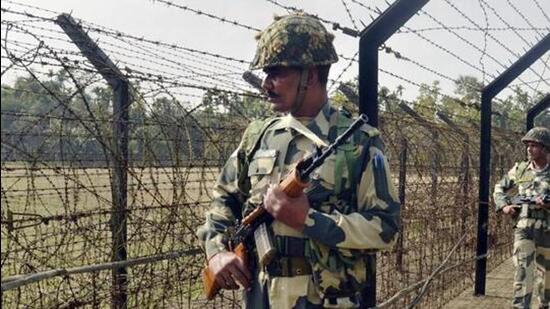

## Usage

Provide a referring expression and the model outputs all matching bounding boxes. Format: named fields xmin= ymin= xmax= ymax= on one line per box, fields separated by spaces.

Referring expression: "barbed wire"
xmin=397 ymin=25 xmax=549 ymax=33
xmin=337 ymin=53 xmax=484 ymax=113
xmin=532 ymin=0 xmax=550 ymax=24
xmin=150 ymin=0 xmax=261 ymax=32
xmin=420 ymin=6 xmax=549 ymax=89
xmin=349 ymin=0 xmax=381 ymax=16
xmin=2 ymin=0 xmax=60 ymax=15
xmin=328 ymin=51 xmax=358 ymax=92
xmin=459 ymin=0 xmax=550 ymax=74
xmin=2 ymin=3 xmax=540 ymax=164
xmin=340 ymin=0 xmax=360 ymax=32
xmin=264 ymin=0 xmax=361 ymax=37
xmin=1 ymin=248 xmax=203 ymax=291
xmin=1 ymin=20 xmax=255 ymax=95
xmin=505 ymin=0 xmax=546 ymax=39
xmin=1 ymin=21 xmax=251 ymax=88
xmin=477 ymin=0 xmax=489 ymax=83
xmin=1 ymin=6 xmax=251 ymax=65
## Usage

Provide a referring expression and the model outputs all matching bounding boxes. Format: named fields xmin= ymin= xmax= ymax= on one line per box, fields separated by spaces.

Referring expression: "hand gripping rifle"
xmin=509 ymin=194 xmax=549 ymax=205
xmin=509 ymin=194 xmax=550 ymax=213
xmin=203 ymin=114 xmax=369 ymax=299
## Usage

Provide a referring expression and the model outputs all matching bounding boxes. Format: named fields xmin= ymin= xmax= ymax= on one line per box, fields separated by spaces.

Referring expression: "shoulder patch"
xmin=241 ymin=117 xmax=280 ymax=157
xmin=514 ymin=161 xmax=531 ymax=181
xmin=241 ymin=120 xmax=266 ymax=151
xmin=513 ymin=161 xmax=529 ymax=174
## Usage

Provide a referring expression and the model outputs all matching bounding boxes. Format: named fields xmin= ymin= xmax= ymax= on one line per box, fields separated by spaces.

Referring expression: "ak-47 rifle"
xmin=508 ymin=194 xmax=550 ymax=218
xmin=509 ymin=194 xmax=549 ymax=206
xmin=202 ymin=114 xmax=369 ymax=300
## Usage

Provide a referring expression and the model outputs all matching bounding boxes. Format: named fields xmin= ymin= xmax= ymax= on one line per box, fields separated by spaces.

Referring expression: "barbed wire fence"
xmin=1 ymin=0 xmax=548 ymax=308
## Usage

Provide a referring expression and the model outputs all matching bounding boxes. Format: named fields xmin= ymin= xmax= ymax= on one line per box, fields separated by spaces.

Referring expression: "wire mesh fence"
xmin=1 ymin=1 xmax=547 ymax=308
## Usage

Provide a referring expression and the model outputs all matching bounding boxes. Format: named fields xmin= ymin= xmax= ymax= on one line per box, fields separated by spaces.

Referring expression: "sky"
xmin=1 ymin=0 xmax=549 ymax=110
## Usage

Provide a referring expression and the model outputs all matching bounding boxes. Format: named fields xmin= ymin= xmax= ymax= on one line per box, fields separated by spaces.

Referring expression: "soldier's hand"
xmin=263 ymin=184 xmax=309 ymax=230
xmin=208 ymin=252 xmax=251 ymax=290
xmin=534 ymin=196 xmax=550 ymax=210
xmin=502 ymin=205 xmax=517 ymax=215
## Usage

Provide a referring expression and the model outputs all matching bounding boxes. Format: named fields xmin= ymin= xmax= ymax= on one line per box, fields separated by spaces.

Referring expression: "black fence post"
xmin=359 ymin=0 xmax=429 ymax=127
xmin=526 ymin=94 xmax=550 ymax=131
xmin=357 ymin=2 xmax=428 ymax=305
xmin=475 ymin=33 xmax=549 ymax=296
xmin=56 ymin=14 xmax=130 ymax=308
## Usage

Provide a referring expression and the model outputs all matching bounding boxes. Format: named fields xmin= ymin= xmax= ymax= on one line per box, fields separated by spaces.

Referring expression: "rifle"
xmin=508 ymin=194 xmax=550 ymax=218
xmin=203 ymin=114 xmax=369 ymax=300
xmin=509 ymin=194 xmax=549 ymax=209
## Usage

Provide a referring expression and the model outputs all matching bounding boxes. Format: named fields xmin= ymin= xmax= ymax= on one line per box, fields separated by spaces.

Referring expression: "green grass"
xmin=1 ymin=165 xmax=225 ymax=307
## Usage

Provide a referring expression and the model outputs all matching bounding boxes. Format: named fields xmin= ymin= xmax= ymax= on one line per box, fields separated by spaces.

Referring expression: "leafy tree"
xmin=440 ymin=75 xmax=483 ymax=123
xmin=413 ymin=81 xmax=440 ymax=120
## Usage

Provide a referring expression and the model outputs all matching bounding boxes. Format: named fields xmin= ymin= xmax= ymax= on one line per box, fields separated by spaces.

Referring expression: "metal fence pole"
xmin=358 ymin=1 xmax=428 ymax=305
xmin=475 ymin=33 xmax=549 ymax=296
xmin=359 ymin=0 xmax=429 ymax=127
xmin=110 ymin=80 xmax=129 ymax=309
xmin=56 ymin=14 xmax=130 ymax=308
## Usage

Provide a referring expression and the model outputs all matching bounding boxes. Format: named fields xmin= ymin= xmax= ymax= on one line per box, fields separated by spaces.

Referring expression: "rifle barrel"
xmin=301 ymin=114 xmax=368 ymax=180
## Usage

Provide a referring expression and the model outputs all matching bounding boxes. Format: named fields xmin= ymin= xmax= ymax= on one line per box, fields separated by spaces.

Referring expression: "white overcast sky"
xmin=2 ymin=0 xmax=549 ymax=105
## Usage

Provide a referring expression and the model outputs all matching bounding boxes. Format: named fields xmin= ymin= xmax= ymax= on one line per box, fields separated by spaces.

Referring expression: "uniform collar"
xmin=271 ymin=101 xmax=334 ymax=146
xmin=273 ymin=102 xmax=333 ymax=131
xmin=529 ymin=160 xmax=549 ymax=173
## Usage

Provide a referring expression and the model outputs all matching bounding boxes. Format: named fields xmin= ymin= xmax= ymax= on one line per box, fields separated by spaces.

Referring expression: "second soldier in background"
xmin=494 ymin=127 xmax=550 ymax=309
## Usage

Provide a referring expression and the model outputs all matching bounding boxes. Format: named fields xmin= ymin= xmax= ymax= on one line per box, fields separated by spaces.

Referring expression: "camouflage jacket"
xmin=493 ymin=161 xmax=549 ymax=227
xmin=197 ymin=103 xmax=400 ymax=307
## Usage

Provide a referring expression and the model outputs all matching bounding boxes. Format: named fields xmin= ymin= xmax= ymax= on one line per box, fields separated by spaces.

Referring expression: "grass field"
xmin=1 ymin=162 xmax=515 ymax=308
xmin=1 ymin=164 xmax=228 ymax=307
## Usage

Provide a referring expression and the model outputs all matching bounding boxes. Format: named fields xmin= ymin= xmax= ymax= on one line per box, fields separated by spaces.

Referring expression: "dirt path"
xmin=445 ymin=258 xmax=542 ymax=309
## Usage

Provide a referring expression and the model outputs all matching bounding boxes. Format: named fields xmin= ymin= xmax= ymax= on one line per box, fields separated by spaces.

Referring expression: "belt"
xmin=265 ymin=256 xmax=312 ymax=277
xmin=266 ymin=236 xmax=312 ymax=277
xmin=519 ymin=207 xmax=548 ymax=220
xmin=275 ymin=235 xmax=309 ymax=257
xmin=325 ymin=294 xmax=360 ymax=308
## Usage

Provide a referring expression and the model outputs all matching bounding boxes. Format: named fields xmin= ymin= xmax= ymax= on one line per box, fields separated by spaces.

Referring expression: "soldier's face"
xmin=262 ymin=66 xmax=301 ymax=113
xmin=526 ymin=141 xmax=546 ymax=161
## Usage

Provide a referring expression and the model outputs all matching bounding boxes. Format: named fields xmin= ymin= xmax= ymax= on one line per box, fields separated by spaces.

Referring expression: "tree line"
xmin=1 ymin=69 xmax=547 ymax=165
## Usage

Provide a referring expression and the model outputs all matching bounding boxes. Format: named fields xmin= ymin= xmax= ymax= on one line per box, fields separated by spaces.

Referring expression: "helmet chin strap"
xmin=290 ymin=68 xmax=309 ymax=115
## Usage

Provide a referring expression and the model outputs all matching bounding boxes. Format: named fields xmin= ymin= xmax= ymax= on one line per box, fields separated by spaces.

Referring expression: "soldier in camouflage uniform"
xmin=494 ymin=127 xmax=550 ymax=309
xmin=197 ymin=13 xmax=400 ymax=308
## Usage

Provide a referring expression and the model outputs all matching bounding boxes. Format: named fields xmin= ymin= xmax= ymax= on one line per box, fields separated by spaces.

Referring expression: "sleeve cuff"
xmin=495 ymin=203 xmax=506 ymax=213
xmin=204 ymin=235 xmax=228 ymax=260
xmin=494 ymin=198 xmax=508 ymax=213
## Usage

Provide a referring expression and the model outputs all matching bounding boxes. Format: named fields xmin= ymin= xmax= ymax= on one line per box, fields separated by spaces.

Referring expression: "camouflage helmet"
xmin=250 ymin=13 xmax=338 ymax=70
xmin=521 ymin=126 xmax=550 ymax=149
